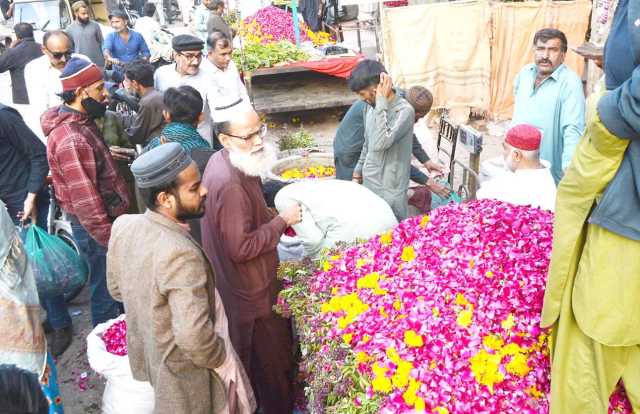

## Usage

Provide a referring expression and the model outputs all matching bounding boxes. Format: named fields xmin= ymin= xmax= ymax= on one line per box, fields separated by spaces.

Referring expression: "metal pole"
xmin=291 ymin=0 xmax=300 ymax=47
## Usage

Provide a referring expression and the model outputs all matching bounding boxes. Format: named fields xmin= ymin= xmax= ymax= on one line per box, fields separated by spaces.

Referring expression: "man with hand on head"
xmin=108 ymin=142 xmax=255 ymax=414
xmin=154 ymin=34 xmax=214 ymax=146
xmin=349 ymin=59 xmax=415 ymax=220
xmin=200 ymin=110 xmax=301 ymax=414
xmin=477 ymin=124 xmax=556 ymax=211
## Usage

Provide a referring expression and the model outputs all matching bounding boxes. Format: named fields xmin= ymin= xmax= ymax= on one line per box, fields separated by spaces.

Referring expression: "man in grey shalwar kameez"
xmin=350 ymin=60 xmax=415 ymax=220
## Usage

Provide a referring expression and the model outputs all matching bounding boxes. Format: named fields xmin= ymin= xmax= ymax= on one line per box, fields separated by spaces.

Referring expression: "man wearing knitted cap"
xmin=154 ymin=34 xmax=216 ymax=148
xmin=477 ymin=124 xmax=556 ymax=211
xmin=43 ymin=57 xmax=130 ymax=330
xmin=108 ymin=142 xmax=256 ymax=414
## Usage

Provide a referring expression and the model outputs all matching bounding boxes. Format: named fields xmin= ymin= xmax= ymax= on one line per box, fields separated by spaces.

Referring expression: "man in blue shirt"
xmin=512 ymin=28 xmax=585 ymax=184
xmin=103 ymin=11 xmax=150 ymax=67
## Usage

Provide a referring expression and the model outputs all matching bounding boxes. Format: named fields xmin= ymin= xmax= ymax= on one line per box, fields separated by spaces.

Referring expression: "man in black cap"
xmin=154 ymin=34 xmax=216 ymax=148
xmin=107 ymin=142 xmax=255 ymax=414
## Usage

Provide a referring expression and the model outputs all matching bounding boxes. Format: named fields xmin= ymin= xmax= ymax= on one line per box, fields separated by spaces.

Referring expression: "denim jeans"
xmin=69 ymin=216 xmax=123 ymax=327
xmin=5 ymin=190 xmax=72 ymax=330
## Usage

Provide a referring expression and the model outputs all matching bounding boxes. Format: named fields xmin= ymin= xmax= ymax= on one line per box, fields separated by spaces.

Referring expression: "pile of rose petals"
xmin=282 ymin=200 xmax=632 ymax=413
xmin=102 ymin=319 xmax=127 ymax=356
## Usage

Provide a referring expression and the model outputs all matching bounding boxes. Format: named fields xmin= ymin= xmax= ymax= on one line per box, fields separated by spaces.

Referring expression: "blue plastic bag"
xmin=24 ymin=225 xmax=88 ymax=299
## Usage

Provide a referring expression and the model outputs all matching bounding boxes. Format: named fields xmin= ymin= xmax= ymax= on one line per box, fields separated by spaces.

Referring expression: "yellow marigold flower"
xmin=404 ymin=330 xmax=424 ymax=348
xmin=501 ymin=313 xmax=515 ymax=330
xmin=499 ymin=343 xmax=524 ymax=356
xmin=393 ymin=300 xmax=402 ymax=310
xmin=454 ymin=293 xmax=469 ymax=306
xmin=402 ymin=378 xmax=421 ymax=405
xmin=469 ymin=259 xmax=475 ymax=268
xmin=485 ymin=270 xmax=494 ymax=278
xmin=379 ymin=307 xmax=388 ymax=318
xmin=361 ymin=334 xmax=372 ymax=343
xmin=356 ymin=272 xmax=379 ymax=289
xmin=433 ymin=407 xmax=449 ymax=414
xmin=379 ymin=231 xmax=392 ymax=246
xmin=456 ymin=308 xmax=473 ymax=328
xmin=330 ymin=254 xmax=341 ymax=261
xmin=386 ymin=346 xmax=400 ymax=364
xmin=320 ymin=303 xmax=331 ymax=313
xmin=506 ymin=352 xmax=530 ymax=377
xmin=419 ymin=215 xmax=430 ymax=227
xmin=322 ymin=260 xmax=332 ymax=272
xmin=526 ymin=385 xmax=545 ymax=399
xmin=373 ymin=287 xmax=388 ymax=296
xmin=482 ymin=335 xmax=504 ymax=351
xmin=356 ymin=258 xmax=367 ymax=268
xmin=469 ymin=349 xmax=504 ymax=393
xmin=432 ymin=307 xmax=440 ymax=318
xmin=342 ymin=333 xmax=353 ymax=344
xmin=331 ymin=287 xmax=338 ymax=295
xmin=337 ymin=317 xmax=348 ymax=329
xmin=372 ymin=376 xmax=392 ymax=393
xmin=355 ymin=351 xmax=369 ymax=363
xmin=401 ymin=246 xmax=416 ymax=262
xmin=392 ymin=360 xmax=413 ymax=388
xmin=429 ymin=360 xmax=437 ymax=370
xmin=414 ymin=397 xmax=426 ymax=412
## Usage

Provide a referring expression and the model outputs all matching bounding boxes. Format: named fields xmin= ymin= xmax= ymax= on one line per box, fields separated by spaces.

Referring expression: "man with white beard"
xmin=199 ymin=109 xmax=301 ymax=414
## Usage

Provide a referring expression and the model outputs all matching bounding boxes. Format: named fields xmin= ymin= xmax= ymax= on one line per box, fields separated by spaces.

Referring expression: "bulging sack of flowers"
xmin=277 ymin=200 xmax=632 ymax=413
xmin=87 ymin=315 xmax=155 ymax=414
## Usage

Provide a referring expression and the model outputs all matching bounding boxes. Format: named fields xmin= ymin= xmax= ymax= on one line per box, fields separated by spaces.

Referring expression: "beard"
xmin=175 ymin=193 xmax=206 ymax=221
xmin=228 ymin=141 xmax=278 ymax=178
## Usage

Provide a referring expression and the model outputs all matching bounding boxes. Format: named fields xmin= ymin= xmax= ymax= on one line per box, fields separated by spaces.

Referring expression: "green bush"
xmin=279 ymin=127 xmax=315 ymax=151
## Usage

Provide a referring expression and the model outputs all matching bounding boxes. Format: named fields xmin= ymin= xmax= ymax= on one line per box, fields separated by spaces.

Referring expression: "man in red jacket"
xmin=43 ymin=57 xmax=130 ymax=328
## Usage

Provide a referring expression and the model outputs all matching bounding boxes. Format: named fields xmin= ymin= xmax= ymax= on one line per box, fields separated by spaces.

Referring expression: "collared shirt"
xmin=512 ymin=63 xmax=585 ymax=184
xmin=103 ymin=30 xmax=151 ymax=63
xmin=476 ymin=161 xmax=557 ymax=211
xmin=24 ymin=53 xmax=90 ymax=139
xmin=153 ymin=64 xmax=213 ymax=143
xmin=200 ymin=59 xmax=251 ymax=121
xmin=42 ymin=106 xmax=130 ymax=247
xmin=274 ymin=180 xmax=397 ymax=257
xmin=0 ymin=38 xmax=43 ymax=104
xmin=67 ymin=20 xmax=105 ymax=67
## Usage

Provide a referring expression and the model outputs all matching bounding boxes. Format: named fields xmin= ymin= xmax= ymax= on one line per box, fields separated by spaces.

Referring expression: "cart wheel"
xmin=57 ymin=229 xmax=89 ymax=303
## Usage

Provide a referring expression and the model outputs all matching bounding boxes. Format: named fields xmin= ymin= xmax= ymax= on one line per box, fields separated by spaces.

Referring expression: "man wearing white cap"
xmin=477 ymin=124 xmax=557 ymax=211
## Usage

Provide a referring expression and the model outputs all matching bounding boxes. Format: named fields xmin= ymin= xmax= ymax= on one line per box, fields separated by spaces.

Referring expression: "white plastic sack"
xmin=87 ymin=315 xmax=155 ymax=414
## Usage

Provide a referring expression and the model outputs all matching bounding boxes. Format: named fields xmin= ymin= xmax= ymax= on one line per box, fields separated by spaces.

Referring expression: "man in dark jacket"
xmin=0 ymin=103 xmax=74 ymax=357
xmin=541 ymin=0 xmax=640 ymax=412
xmin=0 ymin=23 xmax=43 ymax=104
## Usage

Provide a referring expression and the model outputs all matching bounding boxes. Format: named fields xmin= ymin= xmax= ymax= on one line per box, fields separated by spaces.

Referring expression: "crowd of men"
xmin=0 ymin=0 xmax=639 ymax=412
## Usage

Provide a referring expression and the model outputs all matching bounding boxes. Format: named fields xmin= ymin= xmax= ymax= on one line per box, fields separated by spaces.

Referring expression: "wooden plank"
xmin=251 ymin=71 xmax=356 ymax=113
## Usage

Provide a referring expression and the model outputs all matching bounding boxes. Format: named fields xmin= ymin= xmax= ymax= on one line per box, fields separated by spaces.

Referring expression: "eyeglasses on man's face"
xmin=178 ymin=52 xmax=203 ymax=62
xmin=224 ymin=124 xmax=268 ymax=141
xmin=48 ymin=49 xmax=72 ymax=60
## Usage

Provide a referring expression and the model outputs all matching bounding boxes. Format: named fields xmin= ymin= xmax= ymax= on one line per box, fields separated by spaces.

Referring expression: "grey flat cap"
xmin=131 ymin=143 xmax=192 ymax=189
xmin=172 ymin=34 xmax=204 ymax=52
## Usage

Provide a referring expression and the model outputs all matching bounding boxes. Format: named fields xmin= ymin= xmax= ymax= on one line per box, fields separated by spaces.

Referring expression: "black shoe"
xmin=50 ymin=327 xmax=72 ymax=357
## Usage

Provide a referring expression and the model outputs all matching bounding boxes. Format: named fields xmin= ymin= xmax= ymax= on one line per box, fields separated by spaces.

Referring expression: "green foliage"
xmin=278 ymin=127 xmax=316 ymax=151
xmin=233 ymin=40 xmax=310 ymax=72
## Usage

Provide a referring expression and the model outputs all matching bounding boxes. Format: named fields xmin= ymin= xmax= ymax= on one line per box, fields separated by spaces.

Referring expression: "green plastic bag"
xmin=24 ymin=225 xmax=88 ymax=299
xmin=431 ymin=180 xmax=462 ymax=210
